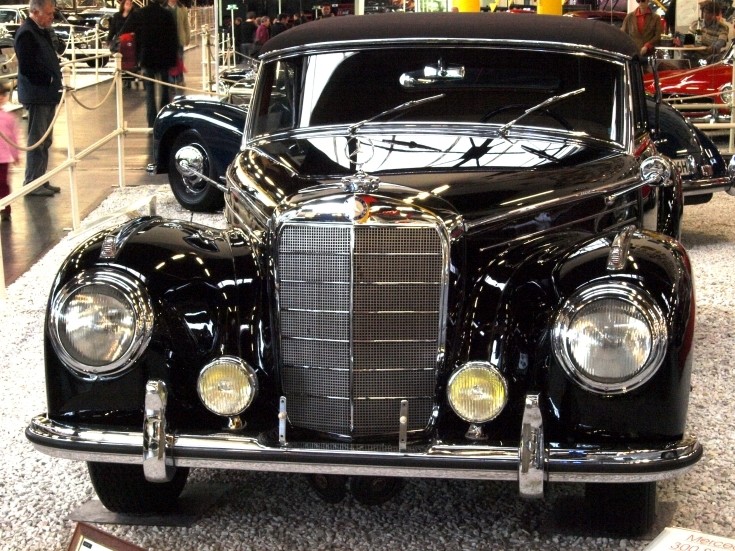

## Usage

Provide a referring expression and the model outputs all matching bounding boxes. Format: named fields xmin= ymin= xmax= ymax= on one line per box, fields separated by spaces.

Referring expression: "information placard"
xmin=646 ymin=527 xmax=735 ymax=551
xmin=67 ymin=523 xmax=145 ymax=551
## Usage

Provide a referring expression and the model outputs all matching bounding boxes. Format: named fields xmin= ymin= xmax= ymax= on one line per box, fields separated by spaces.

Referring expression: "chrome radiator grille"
xmin=277 ymin=223 xmax=447 ymax=438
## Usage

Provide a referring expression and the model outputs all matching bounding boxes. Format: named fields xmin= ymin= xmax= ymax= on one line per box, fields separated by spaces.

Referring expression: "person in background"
xmin=291 ymin=12 xmax=307 ymax=25
xmin=621 ymin=0 xmax=662 ymax=59
xmin=271 ymin=14 xmax=289 ymax=37
xmin=108 ymin=0 xmax=137 ymax=45
xmin=0 ymin=83 xmax=19 ymax=220
xmin=129 ymin=0 xmax=178 ymax=127
xmin=673 ymin=1 xmax=729 ymax=60
xmin=239 ymin=11 xmax=258 ymax=57
xmin=253 ymin=15 xmax=270 ymax=56
xmin=318 ymin=3 xmax=335 ymax=18
xmin=14 ymin=0 xmax=63 ymax=197
xmin=166 ymin=0 xmax=190 ymax=84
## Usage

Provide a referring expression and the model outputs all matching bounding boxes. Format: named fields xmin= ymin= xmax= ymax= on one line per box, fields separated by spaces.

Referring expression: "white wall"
xmin=676 ymin=0 xmax=700 ymax=34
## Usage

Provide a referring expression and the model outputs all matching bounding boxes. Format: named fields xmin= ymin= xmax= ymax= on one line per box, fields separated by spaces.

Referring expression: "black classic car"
xmin=151 ymin=58 xmax=258 ymax=212
xmin=29 ymin=13 xmax=704 ymax=536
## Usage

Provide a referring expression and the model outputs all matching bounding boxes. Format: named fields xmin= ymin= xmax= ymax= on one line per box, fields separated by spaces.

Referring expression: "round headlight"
xmin=198 ymin=357 xmax=258 ymax=416
xmin=552 ymin=283 xmax=667 ymax=394
xmin=447 ymin=362 xmax=508 ymax=423
xmin=49 ymin=270 xmax=154 ymax=378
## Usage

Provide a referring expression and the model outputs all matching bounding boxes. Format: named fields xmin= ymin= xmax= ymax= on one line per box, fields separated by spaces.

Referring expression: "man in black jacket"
xmin=128 ymin=0 xmax=178 ymax=127
xmin=14 ymin=0 xmax=63 ymax=197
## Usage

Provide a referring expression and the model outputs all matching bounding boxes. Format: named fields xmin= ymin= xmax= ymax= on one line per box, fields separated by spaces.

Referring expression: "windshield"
xmin=250 ymin=47 xmax=626 ymax=145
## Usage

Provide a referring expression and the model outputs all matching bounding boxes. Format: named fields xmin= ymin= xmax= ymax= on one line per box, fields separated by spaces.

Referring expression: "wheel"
xmin=307 ymin=474 xmax=348 ymax=503
xmin=584 ymin=482 xmax=657 ymax=536
xmin=167 ymin=130 xmax=225 ymax=212
xmin=87 ymin=462 xmax=189 ymax=514
xmin=350 ymin=476 xmax=404 ymax=506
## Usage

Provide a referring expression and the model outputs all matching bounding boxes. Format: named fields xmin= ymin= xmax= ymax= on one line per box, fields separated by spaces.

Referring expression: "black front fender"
xmin=44 ymin=218 xmax=265 ymax=430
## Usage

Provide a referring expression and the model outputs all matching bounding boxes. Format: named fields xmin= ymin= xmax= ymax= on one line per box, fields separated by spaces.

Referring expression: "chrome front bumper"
xmin=26 ymin=381 xmax=703 ymax=499
xmin=682 ymin=175 xmax=733 ymax=197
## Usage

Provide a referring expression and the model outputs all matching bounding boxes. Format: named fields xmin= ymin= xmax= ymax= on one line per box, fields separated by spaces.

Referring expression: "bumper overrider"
xmin=26 ymin=381 xmax=703 ymax=499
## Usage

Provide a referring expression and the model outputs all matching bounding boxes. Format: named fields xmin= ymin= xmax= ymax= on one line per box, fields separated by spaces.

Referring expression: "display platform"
xmin=70 ymin=483 xmax=229 ymax=528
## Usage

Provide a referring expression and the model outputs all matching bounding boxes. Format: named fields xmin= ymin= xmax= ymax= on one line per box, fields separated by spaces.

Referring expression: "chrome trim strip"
xmin=260 ymin=39 xmax=633 ymax=67
xmin=518 ymin=394 xmax=544 ymax=498
xmin=143 ymin=380 xmax=173 ymax=482
xmin=465 ymin=177 xmax=640 ymax=231
xmin=27 ymin=415 xmax=702 ymax=484
xmin=682 ymin=176 xmax=732 ymax=196
xmin=399 ymin=400 xmax=408 ymax=453
xmin=278 ymin=396 xmax=288 ymax=445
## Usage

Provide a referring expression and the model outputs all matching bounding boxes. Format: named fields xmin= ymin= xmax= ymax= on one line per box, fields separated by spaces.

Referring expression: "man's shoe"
xmin=26 ymin=186 xmax=55 ymax=197
xmin=44 ymin=183 xmax=61 ymax=193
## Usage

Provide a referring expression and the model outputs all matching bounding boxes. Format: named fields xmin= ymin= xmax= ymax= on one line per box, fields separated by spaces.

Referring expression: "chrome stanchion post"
xmin=115 ymin=53 xmax=126 ymax=189
xmin=730 ymin=57 xmax=734 ymax=155
xmin=203 ymin=25 xmax=213 ymax=93
xmin=63 ymin=65 xmax=80 ymax=231
xmin=229 ymin=5 xmax=236 ymax=67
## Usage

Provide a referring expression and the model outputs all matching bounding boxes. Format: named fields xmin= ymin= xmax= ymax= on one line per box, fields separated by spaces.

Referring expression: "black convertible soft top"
xmin=261 ymin=12 xmax=639 ymax=59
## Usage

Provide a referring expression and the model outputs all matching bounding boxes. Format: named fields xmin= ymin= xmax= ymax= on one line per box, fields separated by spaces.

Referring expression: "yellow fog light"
xmin=447 ymin=362 xmax=508 ymax=423
xmin=197 ymin=357 xmax=258 ymax=416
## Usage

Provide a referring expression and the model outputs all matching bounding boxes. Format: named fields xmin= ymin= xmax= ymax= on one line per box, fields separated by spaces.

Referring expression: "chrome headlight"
xmin=48 ymin=270 xmax=154 ymax=378
xmin=552 ymin=283 xmax=667 ymax=394
xmin=447 ymin=362 xmax=508 ymax=423
xmin=197 ymin=357 xmax=258 ymax=416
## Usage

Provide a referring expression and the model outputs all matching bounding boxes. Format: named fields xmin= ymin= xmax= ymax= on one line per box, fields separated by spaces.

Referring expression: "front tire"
xmin=167 ymin=130 xmax=225 ymax=212
xmin=585 ymin=481 xmax=657 ymax=536
xmin=87 ymin=462 xmax=189 ymax=514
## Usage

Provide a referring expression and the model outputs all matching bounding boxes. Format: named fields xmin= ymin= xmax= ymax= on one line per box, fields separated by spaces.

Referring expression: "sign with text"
xmin=646 ymin=527 xmax=735 ymax=551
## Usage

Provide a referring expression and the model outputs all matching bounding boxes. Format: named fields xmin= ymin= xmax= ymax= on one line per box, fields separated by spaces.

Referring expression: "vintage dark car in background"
xmin=650 ymin=98 xmax=733 ymax=203
xmin=28 ymin=13 xmax=704 ymax=536
xmin=151 ymin=58 xmax=257 ymax=212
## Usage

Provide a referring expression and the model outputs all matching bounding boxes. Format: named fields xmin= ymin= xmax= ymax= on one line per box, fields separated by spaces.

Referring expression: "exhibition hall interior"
xmin=1 ymin=0 xmax=734 ymax=549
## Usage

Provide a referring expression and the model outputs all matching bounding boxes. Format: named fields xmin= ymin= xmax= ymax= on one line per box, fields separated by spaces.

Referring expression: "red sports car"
xmin=647 ymin=44 xmax=735 ymax=123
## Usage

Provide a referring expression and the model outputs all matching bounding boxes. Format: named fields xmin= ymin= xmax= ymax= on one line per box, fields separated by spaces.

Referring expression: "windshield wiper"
xmin=497 ymin=88 xmax=585 ymax=140
xmin=348 ymin=94 xmax=445 ymax=136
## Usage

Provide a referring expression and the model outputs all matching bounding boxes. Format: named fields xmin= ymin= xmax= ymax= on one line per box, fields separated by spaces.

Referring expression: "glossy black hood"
xmin=246 ymin=132 xmax=639 ymax=221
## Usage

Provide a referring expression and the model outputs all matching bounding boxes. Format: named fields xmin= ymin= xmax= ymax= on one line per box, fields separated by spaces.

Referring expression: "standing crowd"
xmin=106 ymin=0 xmax=191 ymax=126
xmin=233 ymin=3 xmax=335 ymax=58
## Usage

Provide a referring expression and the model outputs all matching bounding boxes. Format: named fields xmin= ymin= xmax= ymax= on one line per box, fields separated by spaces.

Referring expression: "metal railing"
xmin=0 ymin=22 xmax=219 ymax=298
